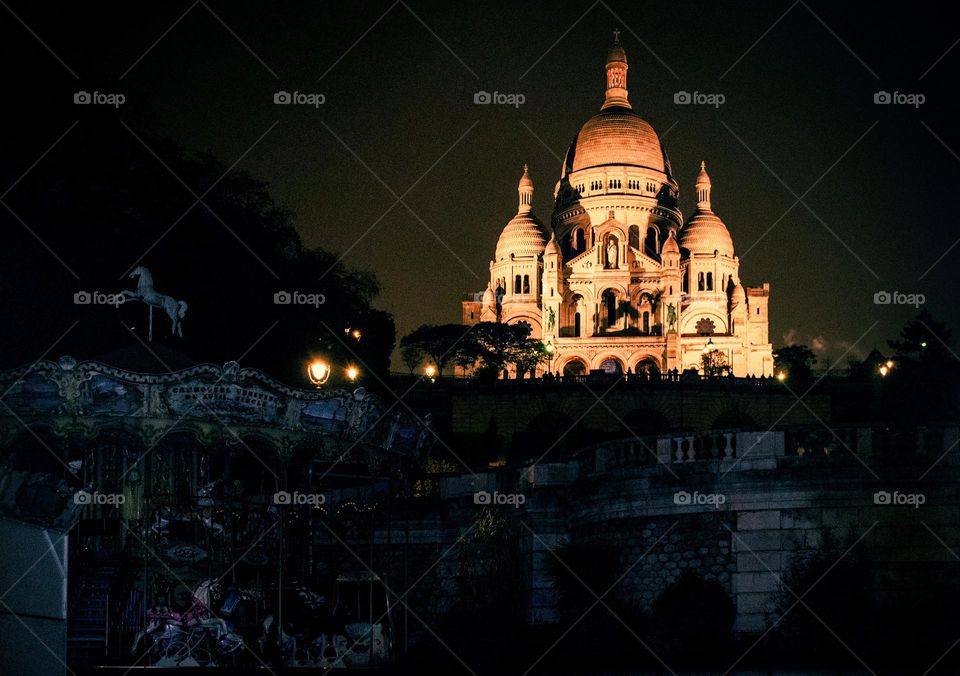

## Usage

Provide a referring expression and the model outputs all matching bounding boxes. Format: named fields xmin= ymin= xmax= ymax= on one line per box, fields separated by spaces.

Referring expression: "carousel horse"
xmin=131 ymin=579 xmax=241 ymax=658
xmin=121 ymin=266 xmax=188 ymax=337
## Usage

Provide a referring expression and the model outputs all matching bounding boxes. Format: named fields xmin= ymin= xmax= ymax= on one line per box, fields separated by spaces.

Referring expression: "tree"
xmin=0 ymin=120 xmax=394 ymax=386
xmin=398 ymin=323 xmax=473 ymax=377
xmin=511 ymin=338 xmax=549 ymax=378
xmin=774 ymin=344 xmax=817 ymax=382
xmin=461 ymin=322 xmax=547 ymax=379
xmin=701 ymin=348 xmax=729 ymax=376
xmin=881 ymin=311 xmax=960 ymax=422
xmin=888 ymin=309 xmax=953 ymax=369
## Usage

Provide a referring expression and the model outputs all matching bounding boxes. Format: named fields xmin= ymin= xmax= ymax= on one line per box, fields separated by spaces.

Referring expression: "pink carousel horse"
xmin=131 ymin=580 xmax=236 ymax=657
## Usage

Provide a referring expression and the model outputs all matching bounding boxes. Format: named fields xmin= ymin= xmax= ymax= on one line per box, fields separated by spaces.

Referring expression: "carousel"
xmin=0 ymin=352 xmax=429 ymax=669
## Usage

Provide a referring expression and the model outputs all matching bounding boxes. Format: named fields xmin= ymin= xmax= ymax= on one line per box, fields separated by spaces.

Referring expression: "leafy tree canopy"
xmin=1 ymin=119 xmax=393 ymax=385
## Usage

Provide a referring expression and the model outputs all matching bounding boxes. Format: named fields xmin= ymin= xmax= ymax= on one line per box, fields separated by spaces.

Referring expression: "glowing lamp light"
xmin=307 ymin=359 xmax=331 ymax=386
xmin=776 ymin=371 xmax=787 ymax=382
xmin=545 ymin=341 xmax=555 ymax=354
xmin=424 ymin=364 xmax=437 ymax=378
xmin=345 ymin=365 xmax=360 ymax=382
xmin=702 ymin=338 xmax=714 ymax=354
xmin=885 ymin=360 xmax=894 ymax=369
xmin=879 ymin=364 xmax=889 ymax=377
xmin=921 ymin=341 xmax=928 ymax=349
xmin=351 ymin=329 xmax=362 ymax=340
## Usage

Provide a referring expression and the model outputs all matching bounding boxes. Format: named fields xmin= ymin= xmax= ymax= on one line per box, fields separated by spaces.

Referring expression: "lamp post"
xmin=701 ymin=338 xmax=714 ymax=376
xmin=424 ymin=364 xmax=437 ymax=383
xmin=545 ymin=340 xmax=554 ymax=377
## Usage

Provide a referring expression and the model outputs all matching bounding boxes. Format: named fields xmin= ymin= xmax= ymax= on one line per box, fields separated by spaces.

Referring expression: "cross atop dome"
xmin=602 ymin=30 xmax=630 ymax=111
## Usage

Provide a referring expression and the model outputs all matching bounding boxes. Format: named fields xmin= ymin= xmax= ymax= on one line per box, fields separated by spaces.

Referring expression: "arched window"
xmin=682 ymin=274 xmax=689 ymax=294
xmin=629 ymin=225 xmax=640 ymax=250
xmin=644 ymin=227 xmax=658 ymax=257
xmin=514 ymin=275 xmax=522 ymax=294
xmin=697 ymin=272 xmax=705 ymax=291
xmin=643 ymin=311 xmax=650 ymax=334
xmin=574 ymin=313 xmax=581 ymax=337
xmin=574 ymin=229 xmax=585 ymax=254
xmin=523 ymin=275 xmax=530 ymax=294
xmin=563 ymin=359 xmax=586 ymax=376
xmin=601 ymin=289 xmax=617 ymax=330
xmin=706 ymin=272 xmax=713 ymax=291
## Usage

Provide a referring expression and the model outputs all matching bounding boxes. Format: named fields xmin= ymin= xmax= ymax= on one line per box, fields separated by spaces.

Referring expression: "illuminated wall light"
xmin=307 ymin=359 xmax=331 ymax=385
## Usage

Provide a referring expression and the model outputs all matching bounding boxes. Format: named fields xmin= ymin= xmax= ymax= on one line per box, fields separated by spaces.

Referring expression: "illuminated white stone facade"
xmin=462 ymin=35 xmax=773 ymax=377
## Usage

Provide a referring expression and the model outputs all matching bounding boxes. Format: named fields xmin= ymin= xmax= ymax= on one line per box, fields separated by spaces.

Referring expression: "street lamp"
xmin=424 ymin=364 xmax=437 ymax=382
xmin=345 ymin=365 xmax=360 ymax=382
xmin=776 ymin=371 xmax=787 ymax=382
xmin=545 ymin=340 xmax=554 ymax=376
xmin=307 ymin=359 xmax=331 ymax=386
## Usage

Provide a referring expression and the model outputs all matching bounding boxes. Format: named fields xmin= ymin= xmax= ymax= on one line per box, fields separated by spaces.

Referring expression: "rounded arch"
xmin=591 ymin=354 xmax=625 ymax=373
xmin=561 ymin=292 xmax=590 ymax=338
xmin=679 ymin=311 xmax=728 ymax=335
xmin=560 ymin=356 xmax=588 ymax=376
xmin=502 ymin=312 xmax=543 ymax=338
xmin=644 ymin=226 xmax=659 ymax=257
xmin=634 ymin=355 xmax=662 ymax=374
xmin=630 ymin=286 xmax=659 ymax=304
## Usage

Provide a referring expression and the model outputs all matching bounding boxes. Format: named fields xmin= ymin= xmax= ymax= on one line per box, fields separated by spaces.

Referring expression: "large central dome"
xmin=560 ymin=32 xmax=671 ymax=179
xmin=564 ymin=109 xmax=667 ymax=174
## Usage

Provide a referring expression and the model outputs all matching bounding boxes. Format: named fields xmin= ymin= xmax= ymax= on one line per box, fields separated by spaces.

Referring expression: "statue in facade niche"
xmin=667 ymin=303 xmax=677 ymax=331
xmin=605 ymin=237 xmax=618 ymax=268
xmin=547 ymin=307 xmax=555 ymax=331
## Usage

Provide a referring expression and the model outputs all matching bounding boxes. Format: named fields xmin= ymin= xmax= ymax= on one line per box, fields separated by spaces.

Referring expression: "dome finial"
xmin=518 ymin=164 xmax=534 ymax=213
xmin=601 ymin=31 xmax=630 ymax=111
xmin=696 ymin=161 xmax=711 ymax=210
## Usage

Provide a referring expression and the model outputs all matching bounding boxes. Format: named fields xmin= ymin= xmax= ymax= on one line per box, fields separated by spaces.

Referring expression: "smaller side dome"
xmin=495 ymin=165 xmax=547 ymax=261
xmin=678 ymin=161 xmax=735 ymax=257
xmin=544 ymin=229 xmax=561 ymax=256
xmin=661 ymin=228 xmax=680 ymax=255
xmin=482 ymin=284 xmax=495 ymax=306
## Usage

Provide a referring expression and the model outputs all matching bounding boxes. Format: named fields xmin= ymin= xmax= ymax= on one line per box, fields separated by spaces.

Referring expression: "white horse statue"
xmin=121 ymin=266 xmax=188 ymax=339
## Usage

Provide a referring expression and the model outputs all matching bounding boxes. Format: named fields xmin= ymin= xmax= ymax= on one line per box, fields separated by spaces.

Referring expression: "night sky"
xmin=4 ymin=1 xmax=959 ymax=368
